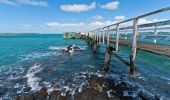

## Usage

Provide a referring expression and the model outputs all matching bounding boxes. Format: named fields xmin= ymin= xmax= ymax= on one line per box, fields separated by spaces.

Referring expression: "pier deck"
xmin=110 ymin=39 xmax=170 ymax=57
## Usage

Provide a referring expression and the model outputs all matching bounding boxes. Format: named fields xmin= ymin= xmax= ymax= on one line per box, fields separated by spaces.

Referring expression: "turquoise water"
xmin=0 ymin=34 xmax=170 ymax=99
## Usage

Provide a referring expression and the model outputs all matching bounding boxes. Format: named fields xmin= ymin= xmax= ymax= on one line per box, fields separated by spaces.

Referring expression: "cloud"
xmin=60 ymin=2 xmax=96 ymax=12
xmin=0 ymin=0 xmax=48 ymax=6
xmin=92 ymin=15 xmax=103 ymax=21
xmin=45 ymin=20 xmax=117 ymax=32
xmin=0 ymin=0 xmax=17 ymax=6
xmin=44 ymin=18 xmax=169 ymax=33
xmin=101 ymin=1 xmax=119 ymax=10
xmin=17 ymin=0 xmax=48 ymax=6
xmin=115 ymin=15 xmax=126 ymax=21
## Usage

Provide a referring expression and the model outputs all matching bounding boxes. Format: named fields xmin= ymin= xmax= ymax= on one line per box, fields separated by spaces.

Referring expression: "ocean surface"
xmin=0 ymin=34 xmax=170 ymax=99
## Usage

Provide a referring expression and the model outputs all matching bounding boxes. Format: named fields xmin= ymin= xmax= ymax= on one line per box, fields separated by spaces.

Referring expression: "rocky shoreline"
xmin=15 ymin=74 xmax=161 ymax=100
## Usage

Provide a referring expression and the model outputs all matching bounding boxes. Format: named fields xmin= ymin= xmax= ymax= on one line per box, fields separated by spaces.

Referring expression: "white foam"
xmin=22 ymin=52 xmax=61 ymax=60
xmin=107 ymin=90 xmax=113 ymax=97
xmin=25 ymin=63 xmax=43 ymax=91
xmin=49 ymin=46 xmax=66 ymax=50
xmin=78 ymin=82 xmax=87 ymax=93
xmin=49 ymin=45 xmax=86 ymax=51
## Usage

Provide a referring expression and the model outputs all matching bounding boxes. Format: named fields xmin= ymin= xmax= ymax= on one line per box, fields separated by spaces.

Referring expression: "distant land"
xmin=0 ymin=33 xmax=45 ymax=36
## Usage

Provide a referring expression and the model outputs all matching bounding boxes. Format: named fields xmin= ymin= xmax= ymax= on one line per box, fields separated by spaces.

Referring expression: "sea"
xmin=0 ymin=33 xmax=170 ymax=99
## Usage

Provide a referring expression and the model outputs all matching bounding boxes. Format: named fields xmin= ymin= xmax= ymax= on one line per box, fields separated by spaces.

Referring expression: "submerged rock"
xmin=15 ymin=94 xmax=35 ymax=100
xmin=49 ymin=90 xmax=64 ymax=100
xmin=15 ymin=74 xmax=159 ymax=100
xmin=75 ymin=88 xmax=108 ymax=100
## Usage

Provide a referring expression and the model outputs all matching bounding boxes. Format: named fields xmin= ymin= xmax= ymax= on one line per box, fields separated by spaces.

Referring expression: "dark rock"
xmin=49 ymin=90 xmax=65 ymax=100
xmin=104 ymin=78 xmax=116 ymax=91
xmin=115 ymin=82 xmax=128 ymax=96
xmin=120 ymin=96 xmax=133 ymax=100
xmin=88 ymin=75 xmax=105 ymax=92
xmin=75 ymin=88 xmax=109 ymax=100
xmin=23 ymin=87 xmax=31 ymax=93
xmin=37 ymin=88 xmax=48 ymax=100
xmin=15 ymin=94 xmax=35 ymax=100
xmin=109 ymin=97 xmax=120 ymax=100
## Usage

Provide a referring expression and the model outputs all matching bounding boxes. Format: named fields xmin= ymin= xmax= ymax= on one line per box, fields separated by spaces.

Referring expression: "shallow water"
xmin=0 ymin=34 xmax=170 ymax=99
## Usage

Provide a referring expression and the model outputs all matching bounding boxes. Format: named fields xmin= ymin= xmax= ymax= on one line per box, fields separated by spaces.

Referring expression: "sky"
xmin=0 ymin=0 xmax=170 ymax=33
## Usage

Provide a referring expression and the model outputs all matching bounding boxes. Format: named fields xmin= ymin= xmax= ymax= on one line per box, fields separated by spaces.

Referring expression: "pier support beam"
xmin=115 ymin=24 xmax=120 ymax=51
xmin=99 ymin=32 xmax=101 ymax=44
xmin=104 ymin=46 xmax=115 ymax=72
xmin=129 ymin=18 xmax=138 ymax=75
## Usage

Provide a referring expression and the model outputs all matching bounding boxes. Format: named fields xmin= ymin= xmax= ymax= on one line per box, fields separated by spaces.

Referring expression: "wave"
xmin=25 ymin=63 xmax=43 ymax=91
xmin=49 ymin=46 xmax=66 ymax=50
xmin=20 ymin=52 xmax=61 ymax=61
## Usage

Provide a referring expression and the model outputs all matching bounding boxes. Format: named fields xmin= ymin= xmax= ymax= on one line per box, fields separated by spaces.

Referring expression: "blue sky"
xmin=0 ymin=0 xmax=170 ymax=33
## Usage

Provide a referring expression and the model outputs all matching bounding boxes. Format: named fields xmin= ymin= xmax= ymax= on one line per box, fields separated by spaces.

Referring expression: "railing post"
xmin=131 ymin=18 xmax=138 ymax=62
xmin=107 ymin=27 xmax=110 ymax=45
xmin=93 ymin=32 xmax=97 ymax=41
xmin=115 ymin=24 xmax=120 ymax=51
xmin=125 ymin=29 xmax=127 ymax=39
xmin=103 ymin=28 xmax=105 ymax=44
xmin=99 ymin=31 xmax=101 ymax=45
xmin=96 ymin=31 xmax=98 ymax=41
xmin=154 ymin=26 xmax=157 ymax=43
xmin=97 ymin=31 xmax=99 ymax=42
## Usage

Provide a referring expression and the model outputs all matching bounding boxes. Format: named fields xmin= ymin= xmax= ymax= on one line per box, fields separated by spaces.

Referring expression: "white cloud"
xmin=17 ymin=0 xmax=48 ymax=6
xmin=44 ymin=18 xmax=169 ymax=33
xmin=60 ymin=2 xmax=96 ymax=12
xmin=0 ymin=0 xmax=48 ymax=6
xmin=92 ymin=15 xmax=103 ymax=21
xmin=0 ymin=0 xmax=17 ymax=6
xmin=101 ymin=1 xmax=119 ymax=10
xmin=115 ymin=15 xmax=126 ymax=21
xmin=45 ymin=20 xmax=118 ymax=32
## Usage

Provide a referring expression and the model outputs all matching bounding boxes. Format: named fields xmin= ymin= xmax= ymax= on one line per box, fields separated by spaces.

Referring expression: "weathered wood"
xmin=110 ymin=39 xmax=170 ymax=57
xmin=107 ymin=27 xmax=110 ymax=45
xmin=97 ymin=32 xmax=98 ymax=42
xmin=115 ymin=24 xmax=120 ymax=51
xmin=111 ymin=51 xmax=137 ymax=75
xmin=131 ymin=19 xmax=139 ymax=61
xmin=104 ymin=46 xmax=115 ymax=72
xmin=99 ymin=32 xmax=101 ymax=44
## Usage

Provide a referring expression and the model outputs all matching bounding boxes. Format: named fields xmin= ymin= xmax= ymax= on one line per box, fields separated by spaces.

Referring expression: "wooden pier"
xmin=110 ymin=39 xmax=170 ymax=57
xmin=84 ymin=6 xmax=170 ymax=75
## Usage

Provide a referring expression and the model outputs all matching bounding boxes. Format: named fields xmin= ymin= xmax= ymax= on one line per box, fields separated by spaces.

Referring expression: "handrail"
xmin=91 ymin=6 xmax=170 ymax=32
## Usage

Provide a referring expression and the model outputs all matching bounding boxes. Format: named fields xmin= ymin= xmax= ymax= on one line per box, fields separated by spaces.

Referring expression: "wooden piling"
xmin=107 ymin=27 xmax=110 ymax=45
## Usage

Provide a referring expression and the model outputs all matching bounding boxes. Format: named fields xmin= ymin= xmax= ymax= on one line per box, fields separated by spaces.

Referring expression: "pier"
xmin=85 ymin=6 xmax=170 ymax=75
